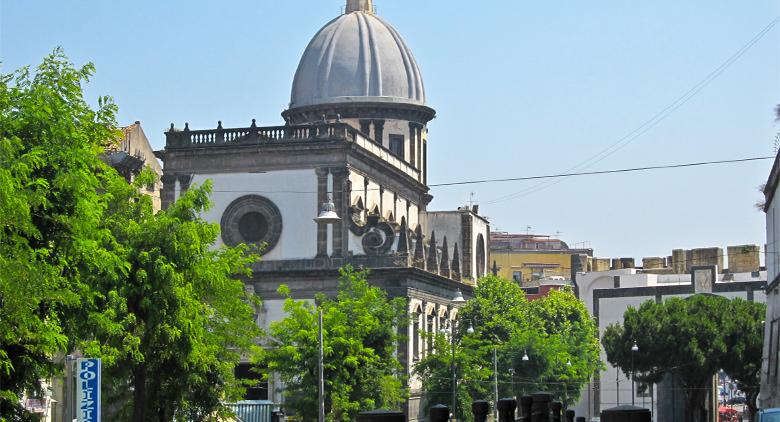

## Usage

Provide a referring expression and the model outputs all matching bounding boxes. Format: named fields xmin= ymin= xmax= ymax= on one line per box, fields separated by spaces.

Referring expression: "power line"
xmin=428 ymin=156 xmax=773 ymax=188
xmin=208 ymin=156 xmax=774 ymax=194
xmin=483 ymin=15 xmax=780 ymax=205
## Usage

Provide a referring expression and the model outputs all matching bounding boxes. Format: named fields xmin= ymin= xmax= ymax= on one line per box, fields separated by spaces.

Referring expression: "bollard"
xmin=497 ymin=398 xmax=517 ymax=422
xmin=550 ymin=402 xmax=562 ymax=422
xmin=600 ymin=405 xmax=651 ymax=422
xmin=430 ymin=404 xmax=450 ymax=422
xmin=531 ymin=392 xmax=552 ymax=422
xmin=355 ymin=409 xmax=405 ymax=422
xmin=576 ymin=418 xmax=586 ymax=422
xmin=518 ymin=395 xmax=533 ymax=422
xmin=472 ymin=400 xmax=489 ymax=422
xmin=565 ymin=410 xmax=575 ymax=422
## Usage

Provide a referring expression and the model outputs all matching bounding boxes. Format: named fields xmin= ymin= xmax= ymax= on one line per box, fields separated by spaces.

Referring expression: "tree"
xmin=415 ymin=276 xmax=601 ymax=421
xmin=0 ymin=49 xmax=262 ymax=421
xmin=602 ymin=295 xmax=764 ymax=422
xmin=80 ymin=175 xmax=262 ymax=422
xmin=718 ymin=299 xmax=764 ymax=420
xmin=261 ymin=266 xmax=408 ymax=421
xmin=0 ymin=48 xmax=123 ymax=420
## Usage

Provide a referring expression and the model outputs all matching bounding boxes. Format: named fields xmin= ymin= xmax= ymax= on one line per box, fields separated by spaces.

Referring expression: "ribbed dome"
xmin=290 ymin=11 xmax=426 ymax=109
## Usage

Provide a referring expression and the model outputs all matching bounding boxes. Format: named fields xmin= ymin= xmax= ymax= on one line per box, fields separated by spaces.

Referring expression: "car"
xmin=757 ymin=408 xmax=780 ymax=422
xmin=728 ymin=396 xmax=747 ymax=405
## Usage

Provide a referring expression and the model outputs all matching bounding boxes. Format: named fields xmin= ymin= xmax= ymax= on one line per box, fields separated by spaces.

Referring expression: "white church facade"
xmin=157 ymin=1 xmax=489 ymax=418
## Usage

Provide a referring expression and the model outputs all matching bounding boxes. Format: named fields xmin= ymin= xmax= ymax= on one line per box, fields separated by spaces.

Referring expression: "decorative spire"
xmin=427 ymin=231 xmax=439 ymax=274
xmin=451 ymin=243 xmax=461 ymax=281
xmin=346 ymin=0 xmax=374 ymax=14
xmin=440 ymin=236 xmax=451 ymax=278
xmin=413 ymin=225 xmax=426 ymax=270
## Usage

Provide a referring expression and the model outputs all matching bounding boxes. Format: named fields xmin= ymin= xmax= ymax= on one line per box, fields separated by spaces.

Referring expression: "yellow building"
xmin=491 ymin=232 xmax=593 ymax=285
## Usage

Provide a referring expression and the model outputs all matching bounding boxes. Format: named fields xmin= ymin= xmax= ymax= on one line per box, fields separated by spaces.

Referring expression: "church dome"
xmin=289 ymin=3 xmax=426 ymax=109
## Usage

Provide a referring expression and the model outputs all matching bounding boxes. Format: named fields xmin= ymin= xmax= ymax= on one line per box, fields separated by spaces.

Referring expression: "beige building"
xmin=105 ymin=121 xmax=163 ymax=211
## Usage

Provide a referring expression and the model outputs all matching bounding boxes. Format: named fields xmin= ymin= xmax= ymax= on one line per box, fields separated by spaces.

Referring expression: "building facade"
xmin=157 ymin=1 xmax=489 ymax=419
xmin=761 ymin=152 xmax=780 ymax=409
xmin=105 ymin=121 xmax=163 ymax=211
xmin=572 ymin=246 xmax=766 ymax=420
xmin=491 ymin=232 xmax=593 ymax=284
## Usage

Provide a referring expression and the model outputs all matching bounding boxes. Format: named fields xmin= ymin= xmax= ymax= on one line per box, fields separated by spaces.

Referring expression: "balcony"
xmin=165 ymin=120 xmax=420 ymax=180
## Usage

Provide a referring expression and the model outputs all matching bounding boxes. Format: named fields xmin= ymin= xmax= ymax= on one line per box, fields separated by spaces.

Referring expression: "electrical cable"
xmin=207 ymin=156 xmax=774 ymax=193
xmin=483 ymin=15 xmax=780 ymax=205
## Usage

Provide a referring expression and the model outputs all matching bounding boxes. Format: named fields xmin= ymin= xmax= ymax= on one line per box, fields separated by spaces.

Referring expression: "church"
xmin=157 ymin=0 xmax=490 ymax=418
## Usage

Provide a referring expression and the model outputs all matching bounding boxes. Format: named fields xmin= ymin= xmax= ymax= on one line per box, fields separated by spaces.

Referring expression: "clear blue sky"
xmin=2 ymin=1 xmax=779 ymax=260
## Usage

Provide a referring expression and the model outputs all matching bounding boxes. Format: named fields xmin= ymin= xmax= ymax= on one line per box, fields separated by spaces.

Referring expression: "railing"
xmin=166 ymin=120 xmax=421 ymax=180
xmin=224 ymin=400 xmax=275 ymax=422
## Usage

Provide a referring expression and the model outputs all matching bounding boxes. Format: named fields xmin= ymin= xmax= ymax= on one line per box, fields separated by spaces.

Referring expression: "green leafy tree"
xmin=0 ymin=48 xmax=123 ymax=420
xmin=602 ymin=295 xmax=764 ymax=422
xmin=415 ymin=276 xmax=601 ymax=421
xmin=720 ymin=299 xmax=764 ymax=420
xmin=80 ymin=175 xmax=262 ymax=422
xmin=0 ymin=49 xmax=261 ymax=421
xmin=261 ymin=266 xmax=407 ymax=421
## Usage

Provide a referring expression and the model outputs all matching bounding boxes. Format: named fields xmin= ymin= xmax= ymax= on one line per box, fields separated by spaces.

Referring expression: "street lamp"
xmin=314 ymin=195 xmax=341 ymax=224
xmin=631 ymin=341 xmax=639 ymax=406
xmin=465 ymin=322 xmax=500 ymax=421
xmin=443 ymin=290 xmax=465 ymax=420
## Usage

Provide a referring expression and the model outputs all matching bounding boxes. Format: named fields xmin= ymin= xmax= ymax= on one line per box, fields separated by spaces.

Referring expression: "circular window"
xmin=239 ymin=212 xmax=269 ymax=242
xmin=221 ymin=195 xmax=282 ymax=254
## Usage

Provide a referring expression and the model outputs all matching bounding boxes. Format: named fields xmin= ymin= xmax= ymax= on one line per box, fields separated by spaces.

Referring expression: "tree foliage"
xmin=415 ymin=276 xmax=602 ymax=421
xmin=85 ymin=176 xmax=262 ymax=421
xmin=0 ymin=48 xmax=123 ymax=420
xmin=602 ymin=295 xmax=765 ymax=422
xmin=261 ymin=266 xmax=408 ymax=421
xmin=0 ymin=50 xmax=262 ymax=421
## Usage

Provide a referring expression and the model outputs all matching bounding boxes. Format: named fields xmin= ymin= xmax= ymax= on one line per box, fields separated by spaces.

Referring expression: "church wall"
xmin=348 ymin=170 xmax=420 ymax=229
xmin=423 ymin=212 xmax=463 ymax=270
xmin=470 ymin=215 xmax=490 ymax=280
xmin=190 ymin=170 xmax=318 ymax=260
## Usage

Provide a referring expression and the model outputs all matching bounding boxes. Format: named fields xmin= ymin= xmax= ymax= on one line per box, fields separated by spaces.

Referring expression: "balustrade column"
xmin=330 ymin=167 xmax=350 ymax=258
xmin=160 ymin=174 xmax=178 ymax=211
xmin=316 ymin=168 xmax=329 ymax=257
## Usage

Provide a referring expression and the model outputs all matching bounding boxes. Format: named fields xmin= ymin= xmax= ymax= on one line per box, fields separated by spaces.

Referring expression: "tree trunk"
xmin=132 ymin=362 xmax=148 ymax=422
xmin=684 ymin=383 xmax=708 ymax=422
xmin=747 ymin=390 xmax=759 ymax=422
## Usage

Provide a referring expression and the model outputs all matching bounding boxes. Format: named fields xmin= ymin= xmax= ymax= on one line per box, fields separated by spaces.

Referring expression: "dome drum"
xmin=282 ymin=101 xmax=436 ymax=127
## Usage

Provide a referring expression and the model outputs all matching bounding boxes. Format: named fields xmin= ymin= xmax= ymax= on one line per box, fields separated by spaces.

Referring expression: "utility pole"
xmin=318 ymin=309 xmax=325 ymax=422
xmin=493 ymin=346 xmax=498 ymax=422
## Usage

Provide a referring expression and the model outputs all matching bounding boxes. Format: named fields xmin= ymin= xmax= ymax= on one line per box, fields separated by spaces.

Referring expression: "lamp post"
xmin=631 ymin=341 xmax=639 ymax=406
xmin=314 ymin=198 xmax=340 ymax=422
xmin=443 ymin=289 xmax=465 ymax=420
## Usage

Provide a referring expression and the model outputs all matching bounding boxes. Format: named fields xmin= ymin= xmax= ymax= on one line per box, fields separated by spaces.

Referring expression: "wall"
xmin=761 ymin=179 xmax=780 ymax=408
xmin=573 ymin=269 xmax=766 ymax=419
xmin=493 ymin=251 xmax=574 ymax=284
xmin=188 ymin=170 xmax=318 ymax=260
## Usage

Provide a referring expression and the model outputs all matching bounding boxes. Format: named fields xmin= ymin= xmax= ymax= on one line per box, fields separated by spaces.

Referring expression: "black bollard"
xmin=497 ymin=398 xmax=517 ymax=422
xmin=576 ymin=418 xmax=586 ymax=422
xmin=565 ymin=410 xmax=575 ymax=422
xmin=531 ymin=392 xmax=552 ymax=422
xmin=430 ymin=404 xmax=450 ymax=422
xmin=356 ymin=409 xmax=405 ymax=422
xmin=518 ymin=395 xmax=533 ymax=422
xmin=472 ymin=400 xmax=489 ymax=422
xmin=550 ymin=402 xmax=563 ymax=422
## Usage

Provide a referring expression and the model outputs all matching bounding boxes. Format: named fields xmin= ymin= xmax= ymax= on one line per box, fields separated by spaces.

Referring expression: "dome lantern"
xmin=345 ymin=0 xmax=373 ymax=14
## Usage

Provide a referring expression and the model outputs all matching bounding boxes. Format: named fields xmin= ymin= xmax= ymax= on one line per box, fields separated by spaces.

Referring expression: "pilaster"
xmin=316 ymin=167 xmax=330 ymax=257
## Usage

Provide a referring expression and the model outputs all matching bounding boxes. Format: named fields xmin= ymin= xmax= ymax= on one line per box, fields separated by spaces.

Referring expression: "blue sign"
xmin=76 ymin=358 xmax=101 ymax=422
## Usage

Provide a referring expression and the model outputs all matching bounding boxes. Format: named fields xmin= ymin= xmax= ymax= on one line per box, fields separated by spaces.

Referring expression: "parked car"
xmin=757 ymin=408 xmax=780 ymax=422
xmin=728 ymin=396 xmax=747 ymax=405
